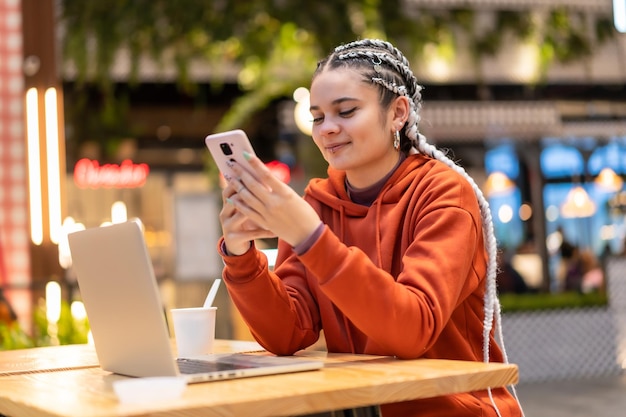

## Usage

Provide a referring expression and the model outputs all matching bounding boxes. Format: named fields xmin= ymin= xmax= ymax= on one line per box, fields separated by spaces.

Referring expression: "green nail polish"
xmin=243 ymin=151 xmax=252 ymax=161
xmin=226 ymin=198 xmax=234 ymax=205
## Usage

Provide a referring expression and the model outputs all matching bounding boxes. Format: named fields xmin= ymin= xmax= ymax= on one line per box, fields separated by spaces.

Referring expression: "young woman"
xmin=217 ymin=39 xmax=523 ymax=417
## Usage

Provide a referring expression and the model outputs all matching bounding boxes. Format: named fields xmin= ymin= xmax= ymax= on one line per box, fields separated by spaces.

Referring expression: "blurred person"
xmin=216 ymin=39 xmax=523 ymax=416
xmin=0 ymin=288 xmax=16 ymax=325
xmin=580 ymin=250 xmax=604 ymax=294
xmin=0 ymin=233 xmax=16 ymax=325
xmin=496 ymin=250 xmax=531 ymax=294
xmin=552 ymin=227 xmax=598 ymax=293
xmin=560 ymin=242 xmax=584 ymax=293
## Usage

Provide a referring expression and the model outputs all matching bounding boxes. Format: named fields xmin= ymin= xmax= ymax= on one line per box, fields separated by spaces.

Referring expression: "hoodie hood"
xmin=303 ymin=154 xmax=434 ymax=272
xmin=305 ymin=154 xmax=429 ymax=217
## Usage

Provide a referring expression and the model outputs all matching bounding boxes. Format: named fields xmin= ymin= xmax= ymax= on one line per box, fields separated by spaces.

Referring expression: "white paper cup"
xmin=171 ymin=307 xmax=217 ymax=357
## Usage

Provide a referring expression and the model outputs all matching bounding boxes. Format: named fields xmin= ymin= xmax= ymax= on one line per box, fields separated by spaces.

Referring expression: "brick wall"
xmin=0 ymin=0 xmax=31 ymax=324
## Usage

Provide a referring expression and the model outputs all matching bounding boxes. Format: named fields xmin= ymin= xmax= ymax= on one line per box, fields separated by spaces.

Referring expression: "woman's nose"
xmin=317 ymin=117 xmax=339 ymax=136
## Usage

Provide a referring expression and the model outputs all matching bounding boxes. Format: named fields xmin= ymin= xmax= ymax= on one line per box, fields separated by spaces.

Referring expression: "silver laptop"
xmin=67 ymin=219 xmax=323 ymax=383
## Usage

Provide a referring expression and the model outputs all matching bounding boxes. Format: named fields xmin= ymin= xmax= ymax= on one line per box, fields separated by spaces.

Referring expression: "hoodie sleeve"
xmin=219 ymin=240 xmax=322 ymax=355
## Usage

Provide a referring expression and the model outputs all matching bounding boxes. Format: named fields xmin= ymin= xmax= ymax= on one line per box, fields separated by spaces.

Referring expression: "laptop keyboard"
xmin=176 ymin=358 xmax=252 ymax=374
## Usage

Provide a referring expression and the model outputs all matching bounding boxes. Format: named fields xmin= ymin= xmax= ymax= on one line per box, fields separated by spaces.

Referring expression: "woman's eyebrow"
xmin=310 ymin=97 xmax=359 ymax=112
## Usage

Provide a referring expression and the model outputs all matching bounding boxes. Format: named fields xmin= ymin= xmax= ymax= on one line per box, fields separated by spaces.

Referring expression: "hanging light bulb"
xmin=484 ymin=172 xmax=515 ymax=197
xmin=595 ymin=167 xmax=623 ymax=192
xmin=560 ymin=185 xmax=596 ymax=218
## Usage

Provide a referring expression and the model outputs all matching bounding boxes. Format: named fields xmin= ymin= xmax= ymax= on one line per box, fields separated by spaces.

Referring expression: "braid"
xmin=335 ymin=39 xmax=413 ymax=80
xmin=371 ymin=77 xmax=407 ymax=97
xmin=318 ymin=39 xmax=509 ymax=369
xmin=414 ymin=144 xmax=504 ymax=366
xmin=417 ymin=132 xmax=504 ymax=366
xmin=336 ymin=41 xmax=423 ymax=106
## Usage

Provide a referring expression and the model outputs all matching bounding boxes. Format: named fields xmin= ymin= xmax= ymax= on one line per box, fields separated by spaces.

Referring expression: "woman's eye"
xmin=339 ymin=107 xmax=357 ymax=117
xmin=312 ymin=115 xmax=323 ymax=124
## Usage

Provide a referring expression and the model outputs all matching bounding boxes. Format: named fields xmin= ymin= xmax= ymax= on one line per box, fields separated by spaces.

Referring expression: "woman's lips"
xmin=326 ymin=142 xmax=348 ymax=153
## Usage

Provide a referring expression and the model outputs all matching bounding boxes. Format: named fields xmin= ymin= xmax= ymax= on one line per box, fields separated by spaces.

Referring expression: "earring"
xmin=393 ymin=130 xmax=401 ymax=151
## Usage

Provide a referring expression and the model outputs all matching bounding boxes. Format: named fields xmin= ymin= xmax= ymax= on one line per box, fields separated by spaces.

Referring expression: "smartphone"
xmin=204 ymin=129 xmax=257 ymax=182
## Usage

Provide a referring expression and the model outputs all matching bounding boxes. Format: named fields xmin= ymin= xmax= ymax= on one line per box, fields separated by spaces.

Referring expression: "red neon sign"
xmin=74 ymin=158 xmax=150 ymax=189
xmin=266 ymin=160 xmax=291 ymax=183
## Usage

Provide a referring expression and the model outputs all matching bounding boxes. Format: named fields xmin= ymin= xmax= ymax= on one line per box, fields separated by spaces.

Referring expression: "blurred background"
xmin=1 ymin=1 xmax=626 ymax=381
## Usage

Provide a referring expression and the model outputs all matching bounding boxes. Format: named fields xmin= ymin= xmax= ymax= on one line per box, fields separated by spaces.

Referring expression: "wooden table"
xmin=0 ymin=340 xmax=518 ymax=417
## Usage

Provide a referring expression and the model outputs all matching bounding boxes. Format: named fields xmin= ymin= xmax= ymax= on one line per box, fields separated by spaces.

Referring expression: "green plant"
xmin=0 ymin=322 xmax=35 ymax=350
xmin=56 ymin=1 xmax=621 ymax=220
xmin=60 ymin=2 xmax=619 ymax=150
xmin=0 ymin=300 xmax=90 ymax=350
xmin=499 ymin=291 xmax=608 ymax=313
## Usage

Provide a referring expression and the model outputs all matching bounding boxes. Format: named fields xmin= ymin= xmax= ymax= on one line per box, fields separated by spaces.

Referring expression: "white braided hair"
xmin=315 ymin=40 xmax=518 ymax=415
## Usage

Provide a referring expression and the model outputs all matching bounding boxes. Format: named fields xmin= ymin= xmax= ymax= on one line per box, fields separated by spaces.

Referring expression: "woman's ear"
xmin=390 ymin=96 xmax=410 ymax=130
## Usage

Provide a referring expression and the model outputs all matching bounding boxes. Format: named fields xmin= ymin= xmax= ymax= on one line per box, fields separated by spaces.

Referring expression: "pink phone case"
xmin=204 ymin=129 xmax=257 ymax=181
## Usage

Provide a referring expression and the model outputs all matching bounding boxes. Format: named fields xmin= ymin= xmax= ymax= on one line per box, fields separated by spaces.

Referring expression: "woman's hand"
xmin=219 ymin=178 xmax=276 ymax=256
xmin=221 ymin=154 xmax=321 ymax=250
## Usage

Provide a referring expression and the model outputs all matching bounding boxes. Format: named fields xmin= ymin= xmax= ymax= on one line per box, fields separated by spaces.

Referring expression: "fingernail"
xmin=243 ymin=151 xmax=252 ymax=161
xmin=226 ymin=198 xmax=234 ymax=205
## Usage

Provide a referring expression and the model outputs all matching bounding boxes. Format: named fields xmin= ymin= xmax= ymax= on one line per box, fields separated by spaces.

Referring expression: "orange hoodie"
xmin=219 ymin=154 xmax=522 ymax=416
